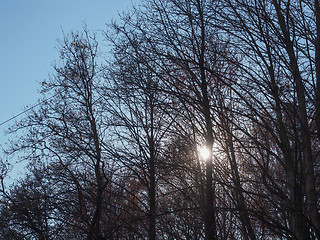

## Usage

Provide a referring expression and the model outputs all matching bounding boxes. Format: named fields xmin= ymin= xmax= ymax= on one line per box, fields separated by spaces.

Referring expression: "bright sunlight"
xmin=198 ymin=146 xmax=210 ymax=160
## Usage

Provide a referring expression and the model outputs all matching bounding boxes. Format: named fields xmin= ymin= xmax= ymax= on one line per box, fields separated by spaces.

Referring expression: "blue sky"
xmin=0 ymin=0 xmax=137 ymax=148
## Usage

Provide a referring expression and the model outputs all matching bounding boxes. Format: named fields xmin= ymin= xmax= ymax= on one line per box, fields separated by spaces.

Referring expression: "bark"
xmin=197 ymin=1 xmax=216 ymax=239
xmin=148 ymin=96 xmax=156 ymax=240
xmin=200 ymin=36 xmax=217 ymax=240
xmin=315 ymin=0 xmax=320 ymax=141
xmin=87 ymin=82 xmax=105 ymax=240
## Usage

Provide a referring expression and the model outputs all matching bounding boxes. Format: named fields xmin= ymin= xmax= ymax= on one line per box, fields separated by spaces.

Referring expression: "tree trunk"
xmin=148 ymin=96 xmax=156 ymax=240
xmin=224 ymin=125 xmax=256 ymax=240
xmin=272 ymin=0 xmax=320 ymax=237
xmin=315 ymin=0 xmax=320 ymax=142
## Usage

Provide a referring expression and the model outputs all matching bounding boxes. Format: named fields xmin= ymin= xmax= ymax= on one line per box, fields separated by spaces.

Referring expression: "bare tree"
xmin=212 ymin=0 xmax=320 ymax=238
xmin=105 ymin=41 xmax=171 ymax=239
xmin=5 ymin=28 xmax=114 ymax=240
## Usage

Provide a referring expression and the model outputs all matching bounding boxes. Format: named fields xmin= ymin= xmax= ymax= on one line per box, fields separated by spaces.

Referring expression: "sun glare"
xmin=199 ymin=147 xmax=210 ymax=160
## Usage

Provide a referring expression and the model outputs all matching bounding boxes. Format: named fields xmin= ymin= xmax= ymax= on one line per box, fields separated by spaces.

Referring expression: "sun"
xmin=199 ymin=147 xmax=210 ymax=160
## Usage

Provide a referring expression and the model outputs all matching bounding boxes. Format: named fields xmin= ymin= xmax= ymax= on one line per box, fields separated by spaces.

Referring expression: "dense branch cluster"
xmin=1 ymin=0 xmax=320 ymax=239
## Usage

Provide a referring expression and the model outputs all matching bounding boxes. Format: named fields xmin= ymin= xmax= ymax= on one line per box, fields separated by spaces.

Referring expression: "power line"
xmin=0 ymin=94 xmax=57 ymax=127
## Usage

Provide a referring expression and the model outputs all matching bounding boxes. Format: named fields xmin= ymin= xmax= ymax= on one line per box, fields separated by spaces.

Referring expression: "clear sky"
xmin=0 ymin=0 xmax=137 ymax=148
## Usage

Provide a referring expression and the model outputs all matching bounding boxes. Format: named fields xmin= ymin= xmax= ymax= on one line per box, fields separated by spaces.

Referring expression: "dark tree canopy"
xmin=1 ymin=0 xmax=319 ymax=239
